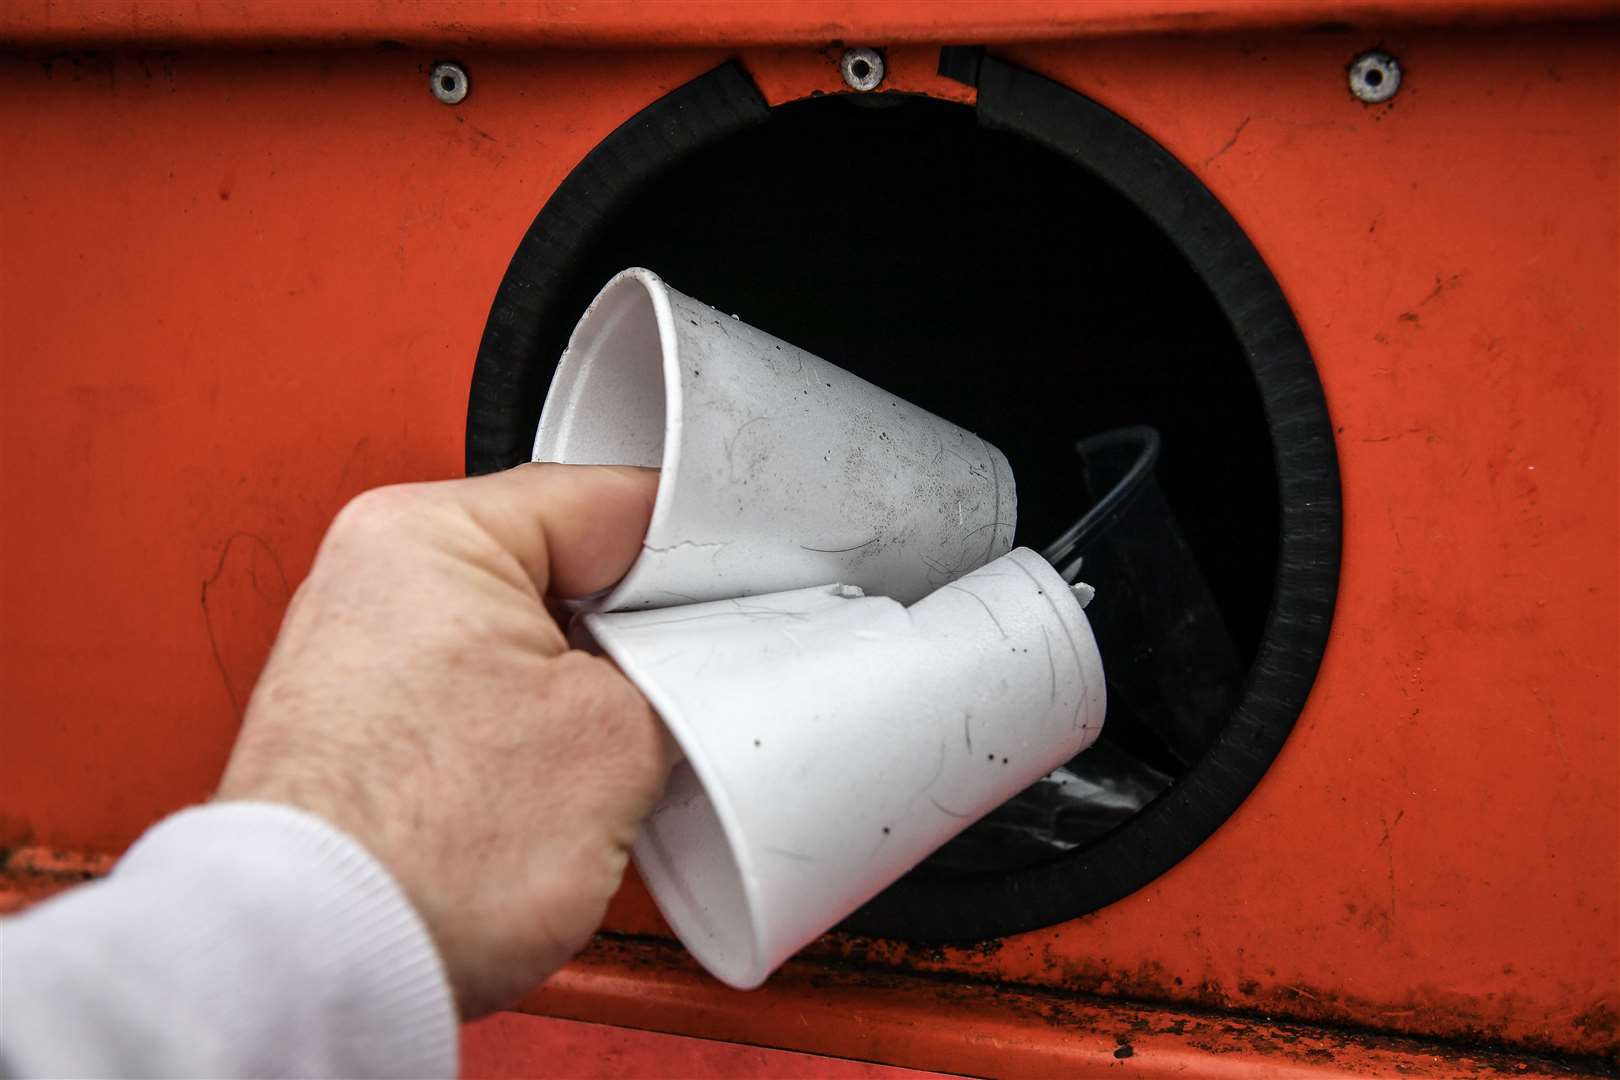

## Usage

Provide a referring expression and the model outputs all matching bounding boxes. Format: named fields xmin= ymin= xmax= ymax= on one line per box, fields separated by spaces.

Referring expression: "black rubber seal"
xmin=841 ymin=56 xmax=1341 ymax=939
xmin=465 ymin=55 xmax=1341 ymax=943
xmin=465 ymin=63 xmax=769 ymax=475
xmin=936 ymin=45 xmax=986 ymax=87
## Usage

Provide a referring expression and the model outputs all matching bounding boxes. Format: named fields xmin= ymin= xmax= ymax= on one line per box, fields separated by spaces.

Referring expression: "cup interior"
xmin=634 ymin=762 xmax=763 ymax=989
xmin=534 ymin=270 xmax=670 ymax=471
xmin=574 ymin=612 xmax=765 ymax=987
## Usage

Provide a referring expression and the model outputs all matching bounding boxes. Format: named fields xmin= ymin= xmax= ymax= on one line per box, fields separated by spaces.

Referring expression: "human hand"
xmin=217 ymin=463 xmax=671 ymax=1018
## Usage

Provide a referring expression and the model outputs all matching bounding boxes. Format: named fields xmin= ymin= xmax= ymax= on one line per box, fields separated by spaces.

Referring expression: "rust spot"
xmin=1571 ymin=1004 xmax=1617 ymax=1040
xmin=0 ymin=846 xmax=115 ymax=915
xmin=799 ymin=934 xmax=1618 ymax=1063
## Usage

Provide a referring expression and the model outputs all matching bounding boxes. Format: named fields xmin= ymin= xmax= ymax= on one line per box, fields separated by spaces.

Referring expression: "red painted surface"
xmin=519 ymin=938 xmax=1600 ymax=1079
xmin=2 ymin=0 xmax=1614 ymax=48
xmin=462 ymin=1012 xmax=958 ymax=1080
xmin=1 ymin=2 xmax=1615 ymax=1073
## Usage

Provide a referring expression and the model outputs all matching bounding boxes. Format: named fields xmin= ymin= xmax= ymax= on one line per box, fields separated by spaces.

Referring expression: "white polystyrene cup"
xmin=534 ymin=267 xmax=1016 ymax=610
xmin=579 ymin=547 xmax=1106 ymax=989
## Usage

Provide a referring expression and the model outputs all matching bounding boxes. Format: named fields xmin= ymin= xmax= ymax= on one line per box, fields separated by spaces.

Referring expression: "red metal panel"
xmin=461 ymin=1012 xmax=959 ymax=1080
xmin=1 ymin=4 xmax=1615 ymax=1071
xmin=519 ymin=938 xmax=1600 ymax=1078
xmin=792 ymin=25 xmax=1620 ymax=1058
xmin=1 ymin=0 xmax=1615 ymax=48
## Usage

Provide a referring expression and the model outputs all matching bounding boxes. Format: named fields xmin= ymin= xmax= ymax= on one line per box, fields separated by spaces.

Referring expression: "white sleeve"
xmin=0 ymin=802 xmax=458 ymax=1079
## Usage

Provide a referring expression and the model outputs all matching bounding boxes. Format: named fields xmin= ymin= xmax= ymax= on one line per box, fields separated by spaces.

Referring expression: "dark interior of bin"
xmin=551 ymin=92 xmax=1279 ymax=872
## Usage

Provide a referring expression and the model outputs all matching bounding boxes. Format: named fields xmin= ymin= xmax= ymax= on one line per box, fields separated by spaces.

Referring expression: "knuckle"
xmin=329 ymin=484 xmax=425 ymax=540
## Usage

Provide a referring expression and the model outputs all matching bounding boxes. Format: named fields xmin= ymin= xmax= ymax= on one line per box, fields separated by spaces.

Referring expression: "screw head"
xmin=1348 ymin=51 xmax=1400 ymax=104
xmin=839 ymin=47 xmax=885 ymax=93
xmin=431 ymin=62 xmax=469 ymax=105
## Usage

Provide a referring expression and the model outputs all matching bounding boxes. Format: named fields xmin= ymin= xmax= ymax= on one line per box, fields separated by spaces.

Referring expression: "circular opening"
xmin=528 ymin=94 xmax=1278 ymax=654
xmin=1363 ymin=67 xmax=1384 ymax=87
xmin=441 ymin=74 xmax=458 ymax=92
xmin=851 ymin=59 xmax=872 ymax=80
xmin=468 ymin=62 xmax=1339 ymax=941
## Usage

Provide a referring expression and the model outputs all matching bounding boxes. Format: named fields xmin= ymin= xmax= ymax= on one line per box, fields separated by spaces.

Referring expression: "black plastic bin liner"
xmin=915 ymin=427 xmax=1243 ymax=877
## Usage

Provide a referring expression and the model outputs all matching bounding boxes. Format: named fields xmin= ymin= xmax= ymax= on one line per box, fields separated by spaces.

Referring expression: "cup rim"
xmin=539 ymin=267 xmax=685 ymax=613
xmin=580 ymin=601 xmax=773 ymax=988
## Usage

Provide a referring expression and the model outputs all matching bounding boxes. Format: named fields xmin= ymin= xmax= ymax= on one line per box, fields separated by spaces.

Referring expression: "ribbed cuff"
xmin=118 ymin=802 xmax=458 ymax=1078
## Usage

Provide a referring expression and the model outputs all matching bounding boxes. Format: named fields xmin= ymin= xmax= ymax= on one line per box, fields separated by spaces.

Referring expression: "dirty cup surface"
xmin=534 ymin=267 xmax=1016 ymax=610
xmin=580 ymin=546 xmax=1105 ymax=988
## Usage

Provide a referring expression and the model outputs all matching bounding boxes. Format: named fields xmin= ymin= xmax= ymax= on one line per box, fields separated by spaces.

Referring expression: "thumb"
xmin=445 ymin=463 xmax=659 ymax=599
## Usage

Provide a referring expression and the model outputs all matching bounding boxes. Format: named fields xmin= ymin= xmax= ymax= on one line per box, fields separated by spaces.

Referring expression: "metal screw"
xmin=840 ymin=47 xmax=885 ymax=92
xmin=1348 ymin=51 xmax=1400 ymax=104
xmin=431 ymin=62 xmax=469 ymax=105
